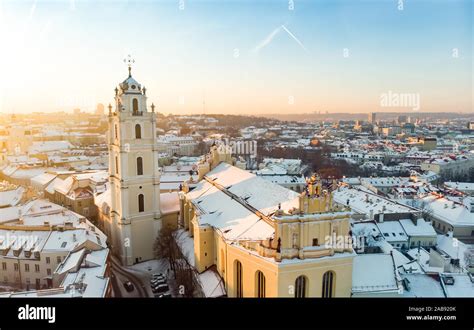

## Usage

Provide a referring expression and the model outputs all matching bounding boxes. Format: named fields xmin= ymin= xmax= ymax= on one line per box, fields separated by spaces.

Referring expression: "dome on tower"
xmin=119 ymin=75 xmax=142 ymax=94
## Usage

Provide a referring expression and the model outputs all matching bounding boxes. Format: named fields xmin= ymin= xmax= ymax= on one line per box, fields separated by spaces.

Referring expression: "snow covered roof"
xmin=94 ymin=188 xmax=111 ymax=213
xmin=191 ymin=180 xmax=273 ymax=241
xmin=352 ymin=254 xmax=399 ymax=294
xmin=401 ymin=274 xmax=445 ymax=297
xmin=174 ymin=229 xmax=195 ymax=267
xmin=444 ymin=181 xmax=474 ymax=192
xmin=436 ymin=234 xmax=473 ymax=269
xmin=60 ymin=249 xmax=109 ymax=297
xmin=257 ymin=174 xmax=305 ymax=185
xmin=188 ymin=162 xmax=300 ymax=241
xmin=10 ymin=167 xmax=49 ymax=180
xmin=197 ymin=268 xmax=226 ymax=297
xmin=0 ymin=186 xmax=24 ymax=207
xmin=31 ymin=172 xmax=58 ymax=187
xmin=399 ymin=219 xmax=436 ymax=237
xmin=421 ymin=194 xmax=474 ymax=227
xmin=205 ymin=162 xmax=299 ymax=216
xmin=160 ymin=192 xmax=180 ymax=215
xmin=376 ymin=240 xmax=411 ymax=268
xmin=56 ymin=249 xmax=85 ymax=275
xmin=28 ymin=141 xmax=73 ymax=154
xmin=440 ymin=273 xmax=474 ymax=297
xmin=333 ymin=186 xmax=416 ymax=215
xmin=376 ymin=221 xmax=408 ymax=243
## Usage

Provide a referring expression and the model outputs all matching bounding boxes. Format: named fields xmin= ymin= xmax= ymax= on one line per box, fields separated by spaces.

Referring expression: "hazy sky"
xmin=0 ymin=0 xmax=472 ymax=115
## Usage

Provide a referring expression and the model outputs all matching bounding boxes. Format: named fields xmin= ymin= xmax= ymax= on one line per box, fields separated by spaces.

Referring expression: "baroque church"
xmin=107 ymin=67 xmax=355 ymax=296
xmin=180 ymin=145 xmax=355 ymax=297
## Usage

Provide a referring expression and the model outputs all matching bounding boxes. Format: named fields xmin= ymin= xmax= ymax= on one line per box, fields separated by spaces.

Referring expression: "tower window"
xmin=133 ymin=98 xmax=139 ymax=113
xmin=114 ymin=124 xmax=118 ymax=139
xmin=137 ymin=157 xmax=143 ymax=175
xmin=255 ymin=271 xmax=266 ymax=298
xmin=138 ymin=194 xmax=144 ymax=212
xmin=322 ymin=271 xmax=335 ymax=298
xmin=135 ymin=124 xmax=142 ymax=139
xmin=115 ymin=157 xmax=119 ymax=175
xmin=235 ymin=260 xmax=243 ymax=298
xmin=295 ymin=276 xmax=307 ymax=298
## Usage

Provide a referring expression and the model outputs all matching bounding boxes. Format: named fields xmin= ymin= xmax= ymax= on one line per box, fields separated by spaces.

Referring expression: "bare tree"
xmin=153 ymin=226 xmax=179 ymax=275
xmin=173 ymin=260 xmax=200 ymax=298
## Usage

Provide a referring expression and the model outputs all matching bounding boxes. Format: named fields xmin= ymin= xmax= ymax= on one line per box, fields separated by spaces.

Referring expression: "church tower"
xmin=108 ymin=57 xmax=161 ymax=265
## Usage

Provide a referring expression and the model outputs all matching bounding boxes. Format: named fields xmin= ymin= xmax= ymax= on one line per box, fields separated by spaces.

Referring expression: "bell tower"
xmin=108 ymin=56 xmax=162 ymax=265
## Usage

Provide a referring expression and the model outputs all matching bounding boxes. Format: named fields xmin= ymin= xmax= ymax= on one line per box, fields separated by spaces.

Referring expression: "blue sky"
xmin=0 ymin=0 xmax=471 ymax=114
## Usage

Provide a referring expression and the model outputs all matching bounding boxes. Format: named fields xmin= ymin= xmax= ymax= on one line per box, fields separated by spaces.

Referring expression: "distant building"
xmin=0 ymin=199 xmax=109 ymax=294
xmin=368 ymin=112 xmax=376 ymax=124
xmin=398 ymin=115 xmax=408 ymax=124
xmin=95 ymin=103 xmax=105 ymax=115
xmin=421 ymin=155 xmax=474 ymax=178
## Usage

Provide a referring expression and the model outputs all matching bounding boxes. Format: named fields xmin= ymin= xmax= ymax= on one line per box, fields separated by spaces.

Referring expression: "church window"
xmin=322 ymin=271 xmax=335 ymax=298
xmin=138 ymin=194 xmax=144 ymax=212
xmin=295 ymin=276 xmax=307 ymax=298
xmin=135 ymin=124 xmax=142 ymax=139
xmin=256 ymin=270 xmax=266 ymax=298
xmin=235 ymin=260 xmax=243 ymax=297
xmin=133 ymin=98 xmax=139 ymax=113
xmin=137 ymin=157 xmax=143 ymax=175
xmin=114 ymin=124 xmax=118 ymax=139
xmin=115 ymin=157 xmax=119 ymax=174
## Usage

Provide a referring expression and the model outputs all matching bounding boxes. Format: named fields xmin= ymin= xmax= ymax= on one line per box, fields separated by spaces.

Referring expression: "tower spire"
xmin=123 ymin=54 xmax=135 ymax=78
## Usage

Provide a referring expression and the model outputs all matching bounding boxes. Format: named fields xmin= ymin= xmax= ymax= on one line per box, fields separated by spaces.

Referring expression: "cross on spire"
xmin=123 ymin=54 xmax=135 ymax=77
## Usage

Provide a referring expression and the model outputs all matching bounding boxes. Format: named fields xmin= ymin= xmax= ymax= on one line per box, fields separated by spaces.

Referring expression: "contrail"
xmin=29 ymin=0 xmax=37 ymax=19
xmin=253 ymin=24 xmax=308 ymax=53
xmin=281 ymin=25 xmax=307 ymax=52
xmin=252 ymin=25 xmax=282 ymax=53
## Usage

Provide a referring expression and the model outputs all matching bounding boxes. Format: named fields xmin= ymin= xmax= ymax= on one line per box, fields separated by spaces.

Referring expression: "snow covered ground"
xmin=128 ymin=259 xmax=170 ymax=297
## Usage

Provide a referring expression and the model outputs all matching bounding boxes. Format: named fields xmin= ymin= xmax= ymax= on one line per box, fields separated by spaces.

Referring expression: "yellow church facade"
xmin=180 ymin=145 xmax=355 ymax=297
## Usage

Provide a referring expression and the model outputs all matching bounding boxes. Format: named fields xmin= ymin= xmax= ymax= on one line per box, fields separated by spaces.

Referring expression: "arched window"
xmin=255 ymin=270 xmax=266 ymax=298
xmin=138 ymin=194 xmax=144 ymax=212
xmin=135 ymin=124 xmax=142 ymax=139
xmin=132 ymin=98 xmax=139 ymax=113
xmin=137 ymin=157 xmax=143 ymax=175
xmin=115 ymin=157 xmax=119 ymax=175
xmin=234 ymin=260 xmax=243 ymax=298
xmin=295 ymin=276 xmax=307 ymax=298
xmin=322 ymin=271 xmax=335 ymax=298
xmin=114 ymin=124 xmax=118 ymax=139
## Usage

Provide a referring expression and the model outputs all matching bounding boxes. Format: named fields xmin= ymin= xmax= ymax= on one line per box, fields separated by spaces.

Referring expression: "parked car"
xmin=151 ymin=273 xmax=166 ymax=280
xmin=123 ymin=281 xmax=135 ymax=292
xmin=152 ymin=284 xmax=169 ymax=294
xmin=151 ymin=277 xmax=166 ymax=285
xmin=155 ymin=292 xmax=172 ymax=298
xmin=151 ymin=280 xmax=167 ymax=289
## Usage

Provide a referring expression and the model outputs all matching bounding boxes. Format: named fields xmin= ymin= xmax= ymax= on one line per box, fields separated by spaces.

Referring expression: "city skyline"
xmin=0 ymin=0 xmax=472 ymax=115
